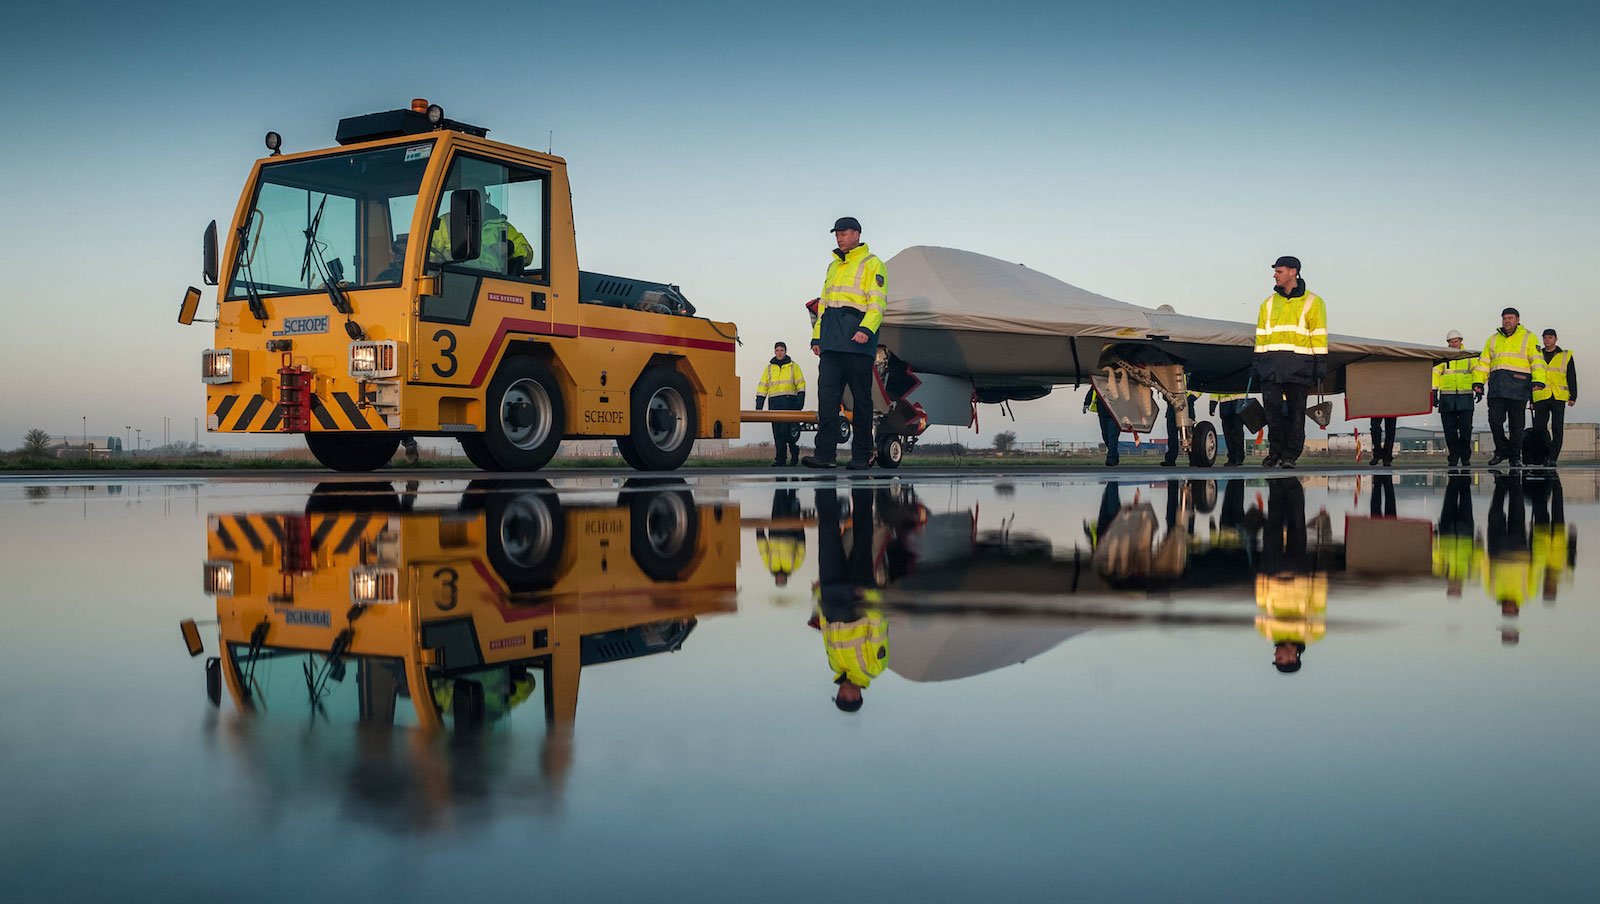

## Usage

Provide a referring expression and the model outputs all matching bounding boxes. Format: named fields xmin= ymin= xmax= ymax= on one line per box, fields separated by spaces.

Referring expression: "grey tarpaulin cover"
xmin=877 ymin=246 xmax=1470 ymax=395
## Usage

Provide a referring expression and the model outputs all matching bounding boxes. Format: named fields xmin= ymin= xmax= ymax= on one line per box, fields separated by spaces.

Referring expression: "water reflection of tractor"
xmin=181 ymin=479 xmax=737 ymax=819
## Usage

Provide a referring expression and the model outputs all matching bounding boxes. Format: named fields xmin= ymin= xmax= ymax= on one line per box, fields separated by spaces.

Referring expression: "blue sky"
xmin=2 ymin=0 xmax=1596 ymax=449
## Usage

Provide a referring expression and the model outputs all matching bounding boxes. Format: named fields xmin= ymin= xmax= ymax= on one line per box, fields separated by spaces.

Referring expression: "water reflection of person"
xmin=1369 ymin=474 xmax=1397 ymax=518
xmin=1433 ymin=475 xmax=1479 ymax=598
xmin=810 ymin=486 xmax=888 ymax=712
xmin=1528 ymin=477 xmax=1575 ymax=604
xmin=1084 ymin=482 xmax=1122 ymax=551
xmin=1484 ymin=474 xmax=1531 ymax=620
xmin=1255 ymin=478 xmax=1327 ymax=673
xmin=757 ymin=487 xmax=807 ymax=588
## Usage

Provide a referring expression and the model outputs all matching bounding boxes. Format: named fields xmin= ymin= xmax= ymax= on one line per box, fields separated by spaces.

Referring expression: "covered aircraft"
xmin=858 ymin=246 xmax=1471 ymax=467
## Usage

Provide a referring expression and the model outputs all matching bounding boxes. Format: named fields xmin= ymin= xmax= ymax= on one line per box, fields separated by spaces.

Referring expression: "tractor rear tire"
xmin=617 ymin=366 xmax=698 ymax=471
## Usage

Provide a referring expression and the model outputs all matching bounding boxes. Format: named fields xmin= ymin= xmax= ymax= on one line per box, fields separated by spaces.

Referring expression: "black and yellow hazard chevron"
xmin=210 ymin=512 xmax=389 ymax=560
xmin=209 ymin=391 xmax=384 ymax=431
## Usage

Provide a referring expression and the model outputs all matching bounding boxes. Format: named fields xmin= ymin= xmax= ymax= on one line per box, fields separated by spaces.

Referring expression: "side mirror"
xmin=177 ymin=286 xmax=202 ymax=325
xmin=448 ymin=189 xmax=482 ymax=263
xmin=202 ymin=220 xmax=219 ymax=286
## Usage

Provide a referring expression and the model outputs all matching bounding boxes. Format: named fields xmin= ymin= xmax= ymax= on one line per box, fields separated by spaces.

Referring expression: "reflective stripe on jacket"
xmin=1254 ymin=291 xmax=1329 ymax=356
xmin=821 ymin=608 xmax=889 ymax=688
xmin=1433 ymin=535 xmax=1479 ymax=582
xmin=1433 ymin=357 xmax=1478 ymax=394
xmin=814 ymin=244 xmax=887 ymax=355
xmin=758 ymin=533 xmax=806 ymax=576
xmin=757 ymin=360 xmax=807 ymax=399
xmin=1533 ymin=349 xmax=1575 ymax=402
xmin=1473 ymin=326 xmax=1538 ymax=392
xmin=1255 ymin=571 xmax=1329 ymax=646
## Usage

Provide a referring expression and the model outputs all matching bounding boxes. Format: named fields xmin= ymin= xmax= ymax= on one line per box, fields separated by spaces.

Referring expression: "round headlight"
xmin=265 ymin=131 xmax=282 ymax=153
xmin=426 ymin=104 xmax=444 ymax=125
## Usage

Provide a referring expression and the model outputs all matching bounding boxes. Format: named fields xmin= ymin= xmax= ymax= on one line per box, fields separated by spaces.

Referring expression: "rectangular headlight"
xmin=349 ymin=340 xmax=399 ymax=379
xmin=203 ymin=560 xmax=235 ymax=596
xmin=202 ymin=348 xmax=240 ymax=384
xmin=349 ymin=567 xmax=399 ymax=605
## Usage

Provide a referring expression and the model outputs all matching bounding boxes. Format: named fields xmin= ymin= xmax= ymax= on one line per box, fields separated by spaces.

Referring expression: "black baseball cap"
xmin=1272 ymin=255 xmax=1301 ymax=270
xmin=1542 ymin=328 xmax=1557 ymax=337
xmin=1502 ymin=307 xmax=1520 ymax=317
xmin=830 ymin=217 xmax=862 ymax=233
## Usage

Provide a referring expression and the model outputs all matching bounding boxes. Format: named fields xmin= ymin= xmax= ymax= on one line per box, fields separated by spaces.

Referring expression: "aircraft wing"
xmin=878 ymin=245 xmax=1469 ymax=395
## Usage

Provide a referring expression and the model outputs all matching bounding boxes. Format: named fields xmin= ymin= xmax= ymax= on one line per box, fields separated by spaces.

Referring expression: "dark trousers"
xmin=1261 ymin=382 xmax=1310 ymax=461
xmin=1370 ymin=474 xmax=1396 ymax=517
xmin=768 ymin=394 xmax=802 ymax=463
xmin=1097 ymin=406 xmax=1121 ymax=464
xmin=1488 ymin=475 xmax=1527 ymax=559
xmin=815 ymin=486 xmax=874 ymax=621
xmin=1438 ymin=475 xmax=1474 ymax=537
xmin=814 ymin=351 xmax=875 ymax=464
xmin=1440 ymin=407 xmax=1474 ymax=462
xmin=1263 ymin=478 xmax=1308 ymax=573
xmin=1532 ymin=399 xmax=1567 ymax=461
xmin=1162 ymin=396 xmax=1196 ymax=465
xmin=1219 ymin=401 xmax=1246 ymax=463
xmin=1368 ymin=417 xmax=1396 ymax=460
xmin=1486 ymin=396 xmax=1526 ymax=460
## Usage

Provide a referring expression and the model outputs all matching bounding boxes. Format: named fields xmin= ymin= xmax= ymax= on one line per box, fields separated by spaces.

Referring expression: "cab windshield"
xmin=227 ymin=141 xmax=434 ymax=300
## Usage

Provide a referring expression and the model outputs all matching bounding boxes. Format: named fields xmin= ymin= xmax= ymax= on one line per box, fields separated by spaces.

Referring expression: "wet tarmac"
xmin=2 ymin=468 xmax=1597 ymax=901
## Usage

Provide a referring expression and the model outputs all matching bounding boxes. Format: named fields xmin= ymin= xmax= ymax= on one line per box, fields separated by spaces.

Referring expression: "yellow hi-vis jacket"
xmin=1254 ymin=292 xmax=1329 ymax=356
xmin=1531 ymin=524 xmax=1570 ymax=597
xmin=821 ymin=607 xmax=889 ymax=688
xmin=1433 ymin=357 xmax=1479 ymax=395
xmin=758 ymin=532 xmax=806 ymax=577
xmin=1533 ymin=349 xmax=1575 ymax=402
xmin=756 ymin=360 xmax=807 ymax=401
xmin=814 ymin=244 xmax=887 ymax=352
xmin=430 ymin=214 xmax=533 ymax=274
xmin=1433 ymin=534 xmax=1480 ymax=583
xmin=1472 ymin=326 xmax=1538 ymax=385
xmin=1482 ymin=550 xmax=1530 ymax=608
xmin=1255 ymin=573 xmax=1328 ymax=646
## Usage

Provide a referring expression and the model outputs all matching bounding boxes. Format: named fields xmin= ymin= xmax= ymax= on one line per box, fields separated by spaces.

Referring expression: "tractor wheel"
xmin=617 ymin=366 xmax=698 ymax=471
xmin=483 ymin=356 xmax=565 ymax=472
xmin=306 ymin=433 xmax=400 ymax=472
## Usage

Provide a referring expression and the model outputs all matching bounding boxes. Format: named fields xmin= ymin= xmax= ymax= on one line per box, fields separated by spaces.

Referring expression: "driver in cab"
xmin=427 ymin=190 xmax=534 ymax=276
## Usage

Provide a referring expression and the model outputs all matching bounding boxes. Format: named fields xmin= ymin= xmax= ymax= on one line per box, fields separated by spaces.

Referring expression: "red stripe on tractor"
xmin=467 ymin=319 xmax=731 ymax=387
xmin=578 ymin=326 xmax=735 ymax=353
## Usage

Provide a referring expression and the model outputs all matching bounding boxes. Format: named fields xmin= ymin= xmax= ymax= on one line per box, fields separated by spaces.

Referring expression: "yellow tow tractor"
xmin=179 ymin=99 xmax=741 ymax=472
xmin=181 ymin=480 xmax=738 ymax=747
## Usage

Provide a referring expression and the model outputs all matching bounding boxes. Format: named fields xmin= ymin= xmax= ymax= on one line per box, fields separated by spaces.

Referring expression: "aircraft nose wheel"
xmin=875 ymin=434 xmax=904 ymax=469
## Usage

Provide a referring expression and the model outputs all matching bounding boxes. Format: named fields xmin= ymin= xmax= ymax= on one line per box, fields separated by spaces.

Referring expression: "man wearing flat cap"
xmin=1531 ymin=328 xmax=1577 ymax=466
xmin=1473 ymin=308 xmax=1542 ymax=467
xmin=1252 ymin=255 xmax=1328 ymax=469
xmin=803 ymin=217 xmax=888 ymax=471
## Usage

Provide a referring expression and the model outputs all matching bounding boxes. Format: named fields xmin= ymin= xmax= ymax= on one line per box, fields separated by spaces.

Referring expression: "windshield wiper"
xmin=235 ymin=214 xmax=268 ymax=322
xmin=301 ymin=194 xmax=353 ymax=315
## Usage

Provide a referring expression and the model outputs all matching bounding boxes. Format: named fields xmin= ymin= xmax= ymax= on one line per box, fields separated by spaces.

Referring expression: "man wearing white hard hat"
xmin=1433 ymin=330 xmax=1479 ymax=467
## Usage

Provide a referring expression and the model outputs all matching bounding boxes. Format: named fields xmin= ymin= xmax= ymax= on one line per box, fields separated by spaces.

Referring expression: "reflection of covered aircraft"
xmin=865 ymin=246 xmax=1471 ymax=466
xmin=179 ymin=479 xmax=736 ymax=828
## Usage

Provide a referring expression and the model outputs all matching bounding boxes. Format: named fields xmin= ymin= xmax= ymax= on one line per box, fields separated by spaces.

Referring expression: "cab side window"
xmin=430 ymin=155 xmax=549 ymax=283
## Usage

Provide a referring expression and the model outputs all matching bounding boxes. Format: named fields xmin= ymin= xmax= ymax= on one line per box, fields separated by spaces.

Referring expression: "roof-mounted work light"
xmin=264 ymin=131 xmax=282 ymax=155
xmin=427 ymin=104 xmax=444 ymax=125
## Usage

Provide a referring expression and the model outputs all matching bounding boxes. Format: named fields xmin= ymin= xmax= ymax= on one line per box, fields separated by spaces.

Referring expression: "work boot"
xmin=1262 ymin=454 xmax=1280 ymax=468
xmin=1160 ymin=459 xmax=1176 ymax=467
xmin=1487 ymin=454 xmax=1507 ymax=466
xmin=845 ymin=459 xmax=872 ymax=471
xmin=1104 ymin=455 xmax=1120 ymax=467
xmin=1368 ymin=454 xmax=1381 ymax=466
xmin=1279 ymin=458 xmax=1296 ymax=469
xmin=801 ymin=456 xmax=837 ymax=470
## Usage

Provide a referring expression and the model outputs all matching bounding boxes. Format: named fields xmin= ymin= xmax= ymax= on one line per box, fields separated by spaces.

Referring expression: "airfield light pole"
xmin=124 ymin=426 xmax=131 ymax=456
xmin=135 ymin=428 xmax=141 ymax=457
xmin=82 ymin=416 xmax=86 ymax=449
